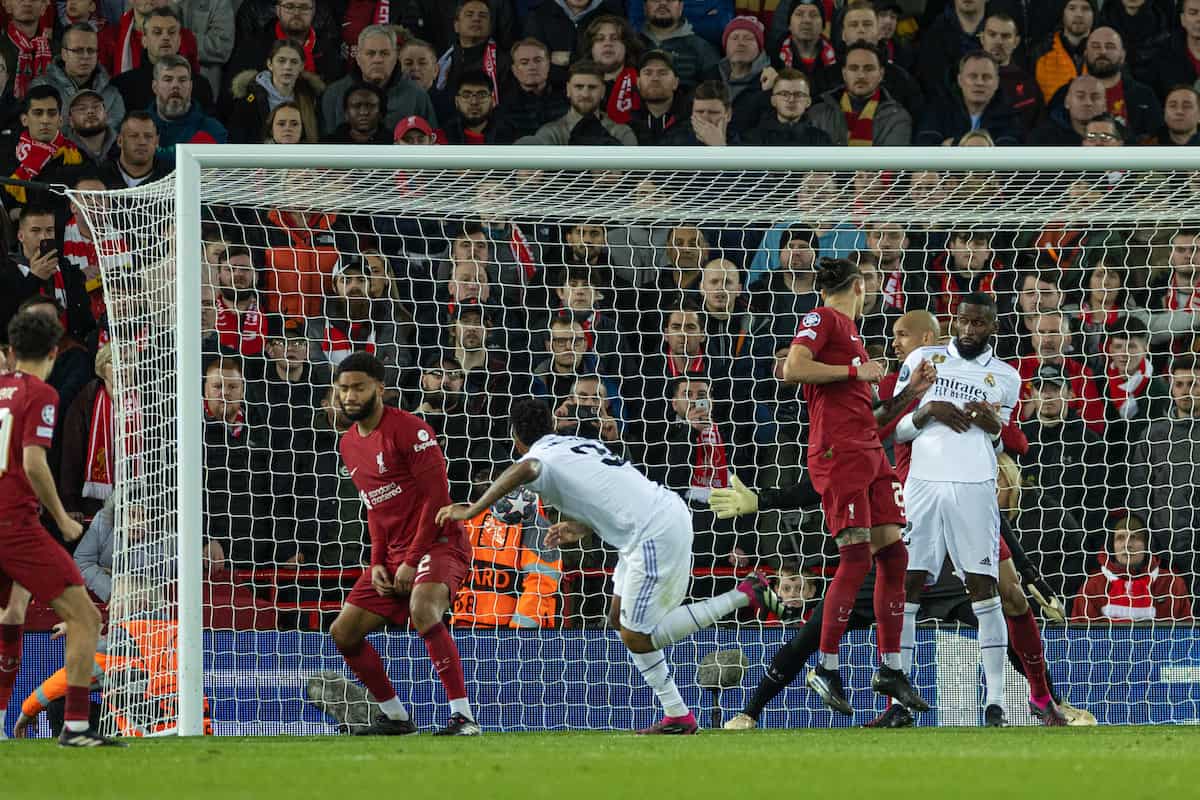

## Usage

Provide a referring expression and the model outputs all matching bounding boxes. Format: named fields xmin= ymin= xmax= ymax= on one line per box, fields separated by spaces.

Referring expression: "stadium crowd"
xmin=0 ymin=0 xmax=1197 ymax=632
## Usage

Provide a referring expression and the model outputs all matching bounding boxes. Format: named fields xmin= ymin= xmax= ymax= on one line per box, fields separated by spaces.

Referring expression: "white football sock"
xmin=0 ymin=707 xmax=8 ymax=739
xmin=973 ymin=597 xmax=1008 ymax=711
xmin=378 ymin=696 xmax=409 ymax=721
xmin=449 ymin=698 xmax=473 ymax=720
xmin=629 ymin=650 xmax=689 ymax=718
xmin=901 ymin=602 xmax=920 ymax=675
xmin=649 ymin=589 xmax=747 ymax=650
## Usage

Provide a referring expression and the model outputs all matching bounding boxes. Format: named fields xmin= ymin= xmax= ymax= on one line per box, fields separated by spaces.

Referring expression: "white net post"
xmin=75 ymin=145 xmax=1200 ymax=735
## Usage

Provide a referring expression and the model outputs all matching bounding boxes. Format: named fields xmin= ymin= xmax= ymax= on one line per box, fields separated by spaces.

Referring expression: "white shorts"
xmin=903 ymin=478 xmax=1000 ymax=583
xmin=613 ymin=496 xmax=693 ymax=634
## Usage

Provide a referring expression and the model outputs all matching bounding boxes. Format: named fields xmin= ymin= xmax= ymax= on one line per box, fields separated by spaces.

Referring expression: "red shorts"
xmin=810 ymin=447 xmax=905 ymax=536
xmin=345 ymin=538 xmax=470 ymax=627
xmin=0 ymin=523 xmax=85 ymax=607
xmin=999 ymin=535 xmax=1012 ymax=563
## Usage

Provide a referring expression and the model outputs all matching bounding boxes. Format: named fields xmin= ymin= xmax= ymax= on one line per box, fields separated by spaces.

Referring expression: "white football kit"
xmin=894 ymin=342 xmax=1022 ymax=581
xmin=519 ymin=435 xmax=694 ymax=633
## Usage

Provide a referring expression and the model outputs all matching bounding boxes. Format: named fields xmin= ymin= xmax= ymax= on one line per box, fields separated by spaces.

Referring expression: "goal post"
xmin=69 ymin=144 xmax=1200 ymax=737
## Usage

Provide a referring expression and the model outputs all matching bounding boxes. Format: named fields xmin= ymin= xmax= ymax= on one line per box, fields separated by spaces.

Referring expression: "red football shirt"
xmin=0 ymin=372 xmax=59 ymax=526
xmin=339 ymin=406 xmax=467 ymax=571
xmin=792 ymin=306 xmax=880 ymax=454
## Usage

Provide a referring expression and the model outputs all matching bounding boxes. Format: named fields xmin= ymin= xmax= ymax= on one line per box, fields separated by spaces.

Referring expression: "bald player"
xmin=715 ymin=311 xmax=1093 ymax=728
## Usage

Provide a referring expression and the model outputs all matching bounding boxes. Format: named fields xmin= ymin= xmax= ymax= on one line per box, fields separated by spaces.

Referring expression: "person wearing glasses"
xmin=743 ymin=67 xmax=831 ymax=145
xmin=30 ymin=22 xmax=125 ymax=130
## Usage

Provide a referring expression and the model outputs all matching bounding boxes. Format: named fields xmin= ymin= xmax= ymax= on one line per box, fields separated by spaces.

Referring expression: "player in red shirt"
xmin=783 ymin=258 xmax=930 ymax=714
xmin=328 ymin=351 xmax=479 ymax=736
xmin=0 ymin=311 xmax=120 ymax=746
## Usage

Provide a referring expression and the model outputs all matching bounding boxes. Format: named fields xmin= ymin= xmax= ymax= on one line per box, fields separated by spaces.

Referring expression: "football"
xmin=491 ymin=487 xmax=537 ymax=524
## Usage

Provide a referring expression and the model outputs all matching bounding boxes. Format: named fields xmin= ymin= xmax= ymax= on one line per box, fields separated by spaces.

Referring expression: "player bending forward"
xmin=783 ymin=258 xmax=930 ymax=714
xmin=0 ymin=312 xmax=120 ymax=746
xmin=437 ymin=398 xmax=771 ymax=735
xmin=331 ymin=352 xmax=479 ymax=736
xmin=893 ymin=293 xmax=1023 ymax=727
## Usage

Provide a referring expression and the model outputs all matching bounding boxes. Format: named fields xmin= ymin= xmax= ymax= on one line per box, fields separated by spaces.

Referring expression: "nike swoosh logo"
xmin=349 ymin=467 xmax=358 ymax=477
xmin=850 ymin=336 xmax=860 ymax=341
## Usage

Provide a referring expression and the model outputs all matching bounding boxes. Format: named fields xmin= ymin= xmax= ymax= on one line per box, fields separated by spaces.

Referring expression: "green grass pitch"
xmin=6 ymin=727 xmax=1199 ymax=800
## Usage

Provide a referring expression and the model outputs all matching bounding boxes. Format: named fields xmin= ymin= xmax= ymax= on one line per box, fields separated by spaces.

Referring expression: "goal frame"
xmin=172 ymin=144 xmax=1198 ymax=736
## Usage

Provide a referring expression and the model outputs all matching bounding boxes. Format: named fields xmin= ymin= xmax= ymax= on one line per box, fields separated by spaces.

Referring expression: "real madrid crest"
xmin=985 ymin=374 xmax=996 ymax=387
xmin=931 ymin=354 xmax=946 ymax=364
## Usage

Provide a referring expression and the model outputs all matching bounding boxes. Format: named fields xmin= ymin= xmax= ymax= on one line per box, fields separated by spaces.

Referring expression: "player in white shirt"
xmin=892 ymin=293 xmax=1023 ymax=726
xmin=436 ymin=398 xmax=771 ymax=735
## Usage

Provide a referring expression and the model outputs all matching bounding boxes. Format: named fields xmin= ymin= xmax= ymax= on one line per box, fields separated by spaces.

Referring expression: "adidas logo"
xmin=980 ymin=556 xmax=992 ymax=566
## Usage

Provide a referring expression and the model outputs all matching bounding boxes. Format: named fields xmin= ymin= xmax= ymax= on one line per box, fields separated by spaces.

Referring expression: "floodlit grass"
xmin=5 ymin=726 xmax=1197 ymax=800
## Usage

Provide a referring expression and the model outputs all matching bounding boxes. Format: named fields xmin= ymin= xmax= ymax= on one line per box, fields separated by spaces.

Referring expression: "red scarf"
xmin=1099 ymin=557 xmax=1159 ymax=621
xmin=277 ymin=22 xmax=318 ymax=72
xmin=666 ymin=348 xmax=705 ymax=378
xmin=690 ymin=423 xmax=730 ymax=498
xmin=778 ymin=36 xmax=836 ymax=71
xmin=934 ymin=253 xmax=996 ymax=318
xmin=84 ymin=382 xmax=114 ymax=500
xmin=841 ymin=89 xmax=880 ymax=146
xmin=606 ymin=66 xmax=640 ymax=125
xmin=9 ymin=130 xmax=80 ymax=205
xmin=510 ymin=226 xmax=537 ymax=281
xmin=1165 ymin=272 xmax=1200 ymax=312
xmin=1105 ymin=352 xmax=1153 ymax=420
xmin=115 ymin=10 xmax=142 ymax=74
xmin=374 ymin=0 xmax=390 ymax=24
xmin=881 ymin=268 xmax=905 ymax=311
xmin=1078 ymin=301 xmax=1120 ymax=329
xmin=437 ymin=39 xmax=500 ymax=101
xmin=214 ymin=295 xmax=266 ymax=356
xmin=8 ymin=21 xmax=51 ymax=98
xmin=322 ymin=321 xmax=377 ymax=363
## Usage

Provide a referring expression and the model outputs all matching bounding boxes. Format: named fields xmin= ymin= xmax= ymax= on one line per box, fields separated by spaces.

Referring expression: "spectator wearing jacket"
xmin=321 ymin=25 xmax=437 ymax=136
xmin=1095 ymin=0 xmax=1173 ymax=81
xmin=639 ymin=0 xmax=720 ymax=91
xmin=317 ymin=258 xmax=407 ymax=388
xmin=97 ymin=109 xmax=169 ymax=188
xmin=109 ymin=6 xmax=215 ymax=119
xmin=524 ymin=0 xmax=622 ymax=71
xmin=807 ymin=42 xmax=911 ymax=146
xmin=749 ymin=223 xmax=819 ymax=340
xmin=979 ymin=12 xmax=1042 ymax=134
xmin=1147 ymin=85 xmax=1200 ymax=147
xmin=0 ymin=85 xmax=84 ymax=212
xmin=628 ymin=49 xmax=684 ymax=146
xmin=716 ymin=15 xmax=770 ymax=135
xmin=99 ymin=0 xmax=201 ymax=78
xmin=517 ymin=59 xmax=637 ymax=145
xmin=576 ymin=14 xmax=644 ymax=127
xmin=225 ymin=39 xmax=323 ymax=145
xmin=452 ymin=500 xmax=562 ymax=629
xmin=147 ymin=55 xmax=226 ymax=164
xmin=179 ymin=0 xmax=234 ymax=94
xmin=64 ymin=89 xmax=114 ymax=167
xmin=629 ymin=0 xmax=733 ymax=47
xmin=1141 ymin=0 xmax=1200 ymax=100
xmin=1130 ymin=354 xmax=1200 ymax=585
xmin=769 ymin=0 xmax=836 ymax=87
xmin=439 ymin=70 xmax=499 ymax=144
xmin=30 ymin=22 xmax=124 ymax=131
xmin=916 ymin=0 xmax=986 ymax=95
xmin=491 ymin=38 xmax=567 ymax=144
xmin=1029 ymin=73 xmax=1103 ymax=145
xmin=436 ymin=0 xmax=510 ymax=101
xmin=0 ymin=0 xmax=56 ymax=99
xmin=1044 ymin=27 xmax=1161 ymax=140
xmin=226 ymin=0 xmax=341 ymax=87
xmin=1034 ymin=0 xmax=1094 ymax=103
xmin=398 ymin=38 xmax=452 ymax=125
xmin=321 ymin=82 xmax=390 ymax=144
xmin=58 ymin=342 xmax=115 ymax=520
xmin=815 ymin=1 xmax=924 ymax=118
xmin=698 ymin=257 xmax=756 ymax=403
xmin=211 ymin=246 xmax=268 ymax=358
xmin=1013 ymin=311 xmax=1105 ymax=435
xmin=742 ymin=67 xmax=831 ymax=146
xmin=530 ymin=313 xmax=618 ymax=411
xmin=917 ymin=51 xmax=1022 ymax=145
xmin=1071 ymin=514 xmax=1194 ymax=622
xmin=657 ymin=77 xmax=737 ymax=146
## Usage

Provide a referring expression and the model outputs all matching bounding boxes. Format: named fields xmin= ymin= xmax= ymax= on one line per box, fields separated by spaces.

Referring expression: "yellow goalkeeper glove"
xmin=1027 ymin=582 xmax=1066 ymax=623
xmin=709 ymin=475 xmax=758 ymax=519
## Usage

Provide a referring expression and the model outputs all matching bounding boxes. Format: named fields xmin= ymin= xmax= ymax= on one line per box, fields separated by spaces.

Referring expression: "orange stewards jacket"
xmin=451 ymin=509 xmax=562 ymax=629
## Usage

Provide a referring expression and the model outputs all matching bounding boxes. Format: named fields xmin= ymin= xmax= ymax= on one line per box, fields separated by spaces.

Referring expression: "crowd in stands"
xmin=0 ymin=0 xmax=1198 ymax=630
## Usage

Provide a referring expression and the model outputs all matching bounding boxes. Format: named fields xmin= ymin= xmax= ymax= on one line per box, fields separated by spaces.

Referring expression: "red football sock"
xmin=337 ymin=639 xmax=398 ymax=703
xmin=420 ymin=623 xmax=467 ymax=702
xmin=0 ymin=623 xmax=21 ymax=709
xmin=872 ymin=541 xmax=908 ymax=656
xmin=64 ymin=685 xmax=90 ymax=723
xmin=819 ymin=542 xmax=873 ymax=658
xmin=1007 ymin=607 xmax=1051 ymax=700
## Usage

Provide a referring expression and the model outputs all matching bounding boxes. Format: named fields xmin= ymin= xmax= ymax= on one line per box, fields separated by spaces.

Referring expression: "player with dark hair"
xmin=0 ymin=312 xmax=120 ymax=746
xmin=329 ymin=351 xmax=480 ymax=736
xmin=437 ymin=397 xmax=771 ymax=735
xmin=782 ymin=258 xmax=933 ymax=714
xmin=892 ymin=292 xmax=1024 ymax=726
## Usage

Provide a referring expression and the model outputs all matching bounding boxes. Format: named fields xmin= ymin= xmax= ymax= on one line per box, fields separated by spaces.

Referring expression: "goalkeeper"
xmin=711 ymin=473 xmax=1094 ymax=727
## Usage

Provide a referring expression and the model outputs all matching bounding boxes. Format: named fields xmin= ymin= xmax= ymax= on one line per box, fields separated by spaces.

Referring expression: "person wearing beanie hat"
xmin=722 ymin=15 xmax=764 ymax=53
xmin=637 ymin=0 xmax=720 ymax=91
xmin=771 ymin=0 xmax=837 ymax=80
xmin=717 ymin=14 xmax=771 ymax=134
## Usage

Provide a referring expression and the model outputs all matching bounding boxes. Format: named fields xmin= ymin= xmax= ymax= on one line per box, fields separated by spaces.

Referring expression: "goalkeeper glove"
xmin=1027 ymin=580 xmax=1066 ymax=623
xmin=708 ymin=474 xmax=758 ymax=519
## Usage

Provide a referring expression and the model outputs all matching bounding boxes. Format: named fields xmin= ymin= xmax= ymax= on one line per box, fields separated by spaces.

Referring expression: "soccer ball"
xmin=491 ymin=488 xmax=537 ymax=524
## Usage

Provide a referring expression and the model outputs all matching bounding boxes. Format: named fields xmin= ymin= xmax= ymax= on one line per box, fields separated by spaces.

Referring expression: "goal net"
xmin=71 ymin=148 xmax=1200 ymax=735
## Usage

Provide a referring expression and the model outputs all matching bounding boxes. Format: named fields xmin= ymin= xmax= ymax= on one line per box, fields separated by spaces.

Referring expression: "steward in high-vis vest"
xmin=451 ymin=503 xmax=562 ymax=629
